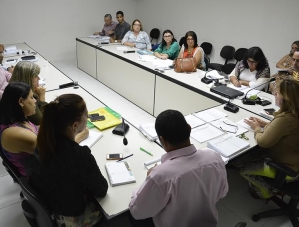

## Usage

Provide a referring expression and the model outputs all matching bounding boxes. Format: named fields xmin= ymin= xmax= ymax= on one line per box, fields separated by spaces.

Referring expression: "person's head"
xmin=131 ymin=19 xmax=143 ymax=32
xmin=292 ymin=51 xmax=299 ymax=71
xmin=0 ymin=82 xmax=36 ymax=125
xmin=183 ymin=31 xmax=198 ymax=49
xmin=10 ymin=61 xmax=41 ymax=91
xmin=155 ymin=110 xmax=191 ymax=152
xmin=243 ymin=47 xmax=269 ymax=72
xmin=0 ymin=44 xmax=4 ymax=65
xmin=275 ymin=79 xmax=299 ymax=118
xmin=37 ymin=94 xmax=87 ymax=161
xmin=104 ymin=14 xmax=112 ymax=26
xmin=161 ymin=30 xmax=176 ymax=47
xmin=289 ymin=41 xmax=299 ymax=57
xmin=116 ymin=11 xmax=124 ymax=24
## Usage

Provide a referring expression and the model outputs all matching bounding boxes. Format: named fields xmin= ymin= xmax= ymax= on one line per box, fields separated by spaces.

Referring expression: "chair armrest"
xmin=265 ymin=158 xmax=297 ymax=177
xmin=234 ymin=222 xmax=246 ymax=227
xmin=22 ymin=200 xmax=36 ymax=219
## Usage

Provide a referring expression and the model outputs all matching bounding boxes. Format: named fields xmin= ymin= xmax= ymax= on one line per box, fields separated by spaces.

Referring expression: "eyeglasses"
xmin=220 ymin=121 xmax=238 ymax=134
xmin=163 ymin=35 xmax=172 ymax=38
xmin=247 ymin=59 xmax=258 ymax=64
xmin=186 ymin=38 xmax=194 ymax=41
xmin=133 ymin=24 xmax=141 ymax=26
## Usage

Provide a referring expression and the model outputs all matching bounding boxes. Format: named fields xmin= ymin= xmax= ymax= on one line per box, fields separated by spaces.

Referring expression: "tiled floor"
xmin=0 ymin=58 xmax=294 ymax=226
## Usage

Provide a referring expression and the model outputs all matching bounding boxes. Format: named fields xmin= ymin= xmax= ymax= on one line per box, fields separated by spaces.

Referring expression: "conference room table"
xmin=2 ymin=43 xmax=73 ymax=91
xmin=76 ymin=37 xmax=277 ymax=119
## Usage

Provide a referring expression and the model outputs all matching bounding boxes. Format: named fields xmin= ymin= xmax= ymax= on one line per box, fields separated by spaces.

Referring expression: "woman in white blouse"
xmin=121 ymin=19 xmax=151 ymax=50
xmin=229 ymin=47 xmax=270 ymax=91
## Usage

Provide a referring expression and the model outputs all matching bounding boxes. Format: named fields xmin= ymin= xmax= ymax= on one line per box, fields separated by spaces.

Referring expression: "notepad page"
xmin=185 ymin=115 xmax=206 ymax=128
xmin=79 ymin=130 xmax=103 ymax=148
xmin=210 ymin=118 xmax=248 ymax=136
xmin=194 ymin=109 xmax=227 ymax=123
xmin=191 ymin=124 xmax=225 ymax=143
xmin=105 ymin=162 xmax=135 ymax=186
xmin=139 ymin=123 xmax=157 ymax=138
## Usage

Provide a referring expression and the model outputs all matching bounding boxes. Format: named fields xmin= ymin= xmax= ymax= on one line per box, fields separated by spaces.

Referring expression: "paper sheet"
xmin=210 ymin=118 xmax=248 ymax=136
xmin=191 ymin=124 xmax=225 ymax=143
xmin=193 ymin=108 xmax=227 ymax=123
xmin=185 ymin=114 xmax=206 ymax=128
xmin=116 ymin=46 xmax=128 ymax=51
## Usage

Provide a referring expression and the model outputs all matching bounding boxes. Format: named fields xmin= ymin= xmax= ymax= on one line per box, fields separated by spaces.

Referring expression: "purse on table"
xmin=174 ymin=57 xmax=197 ymax=73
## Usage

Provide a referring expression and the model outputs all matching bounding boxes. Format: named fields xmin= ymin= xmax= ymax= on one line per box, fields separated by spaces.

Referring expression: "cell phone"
xmin=88 ymin=113 xmax=105 ymax=122
xmin=6 ymin=59 xmax=15 ymax=62
xmin=106 ymin=153 xmax=123 ymax=160
xmin=260 ymin=100 xmax=272 ymax=106
xmin=264 ymin=108 xmax=275 ymax=115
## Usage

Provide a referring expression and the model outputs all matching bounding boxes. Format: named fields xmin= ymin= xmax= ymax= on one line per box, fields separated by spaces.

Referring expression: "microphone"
xmin=59 ymin=81 xmax=78 ymax=89
xmin=242 ymin=78 xmax=275 ymax=105
xmin=122 ymin=118 xmax=128 ymax=146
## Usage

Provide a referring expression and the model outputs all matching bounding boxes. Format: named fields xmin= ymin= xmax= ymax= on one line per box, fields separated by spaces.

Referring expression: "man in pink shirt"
xmin=0 ymin=44 xmax=12 ymax=99
xmin=129 ymin=110 xmax=228 ymax=227
xmin=94 ymin=14 xmax=117 ymax=37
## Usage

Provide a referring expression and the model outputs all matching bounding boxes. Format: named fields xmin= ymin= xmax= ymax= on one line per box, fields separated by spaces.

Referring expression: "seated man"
xmin=109 ymin=11 xmax=130 ymax=43
xmin=0 ymin=44 xmax=12 ymax=99
xmin=129 ymin=110 xmax=228 ymax=227
xmin=94 ymin=14 xmax=117 ymax=37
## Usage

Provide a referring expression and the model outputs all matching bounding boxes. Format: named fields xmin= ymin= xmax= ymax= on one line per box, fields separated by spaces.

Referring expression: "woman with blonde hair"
xmin=121 ymin=19 xmax=151 ymax=50
xmin=10 ymin=61 xmax=46 ymax=125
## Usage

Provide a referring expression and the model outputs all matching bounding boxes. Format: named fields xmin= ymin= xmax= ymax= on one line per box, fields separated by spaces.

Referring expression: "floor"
xmin=0 ymin=58 xmax=294 ymax=227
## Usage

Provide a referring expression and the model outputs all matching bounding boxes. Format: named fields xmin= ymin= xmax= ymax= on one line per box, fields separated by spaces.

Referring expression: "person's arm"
xmin=1 ymin=127 xmax=36 ymax=154
xmin=154 ymin=44 xmax=163 ymax=58
xmin=177 ymin=46 xmax=184 ymax=58
xmin=75 ymin=127 xmax=89 ymax=143
xmin=165 ymin=42 xmax=180 ymax=60
xmin=246 ymin=77 xmax=269 ymax=90
xmin=193 ymin=47 xmax=202 ymax=67
xmin=122 ymin=31 xmax=135 ymax=47
xmin=109 ymin=36 xmax=116 ymax=43
xmin=276 ymin=54 xmax=290 ymax=69
xmin=144 ymin=33 xmax=152 ymax=50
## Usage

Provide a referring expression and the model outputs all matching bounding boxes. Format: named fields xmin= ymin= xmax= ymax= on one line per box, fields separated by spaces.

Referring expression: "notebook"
xmin=88 ymin=107 xmax=122 ymax=131
xmin=207 ymin=134 xmax=250 ymax=158
xmin=210 ymin=85 xmax=244 ymax=99
xmin=139 ymin=123 xmax=158 ymax=141
xmin=105 ymin=161 xmax=136 ymax=186
xmin=79 ymin=130 xmax=103 ymax=148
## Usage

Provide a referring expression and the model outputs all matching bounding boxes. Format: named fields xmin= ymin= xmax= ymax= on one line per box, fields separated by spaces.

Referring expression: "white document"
xmin=191 ymin=124 xmax=225 ymax=143
xmin=79 ymin=130 xmax=103 ymax=148
xmin=210 ymin=118 xmax=248 ymax=136
xmin=236 ymin=118 xmax=253 ymax=132
xmin=139 ymin=55 xmax=156 ymax=63
xmin=144 ymin=157 xmax=161 ymax=170
xmin=194 ymin=108 xmax=228 ymax=123
xmin=206 ymin=70 xmax=224 ymax=79
xmin=207 ymin=134 xmax=250 ymax=158
xmin=88 ymin=35 xmax=100 ymax=38
xmin=185 ymin=114 xmax=206 ymax=128
xmin=105 ymin=161 xmax=136 ymax=186
xmin=116 ymin=46 xmax=128 ymax=51
xmin=152 ymin=59 xmax=173 ymax=69
xmin=139 ymin=123 xmax=158 ymax=141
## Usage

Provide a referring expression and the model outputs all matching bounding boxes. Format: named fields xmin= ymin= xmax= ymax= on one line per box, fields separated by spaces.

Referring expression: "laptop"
xmin=210 ymin=85 xmax=244 ymax=99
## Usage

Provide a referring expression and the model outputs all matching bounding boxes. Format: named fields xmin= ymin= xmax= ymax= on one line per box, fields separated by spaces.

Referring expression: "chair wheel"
xmin=252 ymin=214 xmax=261 ymax=222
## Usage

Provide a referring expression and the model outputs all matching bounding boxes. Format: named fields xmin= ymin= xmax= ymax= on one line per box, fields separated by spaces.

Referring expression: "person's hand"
xmin=75 ymin=127 xmax=89 ymax=143
xmin=161 ymin=55 xmax=168 ymax=60
xmin=147 ymin=164 xmax=157 ymax=176
xmin=244 ymin=117 xmax=262 ymax=130
xmin=288 ymin=67 xmax=294 ymax=75
xmin=107 ymin=30 xmax=114 ymax=35
xmin=35 ymin=86 xmax=46 ymax=101
xmin=93 ymin=32 xmax=100 ymax=35
xmin=7 ymin=66 xmax=14 ymax=73
xmin=249 ymin=117 xmax=268 ymax=128
xmin=109 ymin=37 xmax=114 ymax=43
xmin=232 ymin=78 xmax=241 ymax=87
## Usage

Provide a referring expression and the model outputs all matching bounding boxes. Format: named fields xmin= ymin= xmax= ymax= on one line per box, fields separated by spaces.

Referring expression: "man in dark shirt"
xmin=110 ymin=11 xmax=131 ymax=43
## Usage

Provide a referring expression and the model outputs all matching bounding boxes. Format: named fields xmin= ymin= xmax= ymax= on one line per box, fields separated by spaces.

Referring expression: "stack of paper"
xmin=79 ymin=130 xmax=103 ymax=148
xmin=152 ymin=59 xmax=173 ymax=70
xmin=193 ymin=109 xmax=227 ymax=123
xmin=207 ymin=134 xmax=250 ymax=158
xmin=206 ymin=70 xmax=224 ymax=80
xmin=105 ymin=161 xmax=136 ymax=186
xmin=210 ymin=118 xmax=248 ymax=136
xmin=185 ymin=114 xmax=206 ymax=128
xmin=4 ymin=46 xmax=17 ymax=55
xmin=139 ymin=123 xmax=158 ymax=141
xmin=191 ymin=124 xmax=224 ymax=143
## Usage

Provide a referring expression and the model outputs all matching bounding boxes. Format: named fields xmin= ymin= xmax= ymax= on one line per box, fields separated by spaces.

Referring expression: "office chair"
xmin=251 ymin=158 xmax=299 ymax=227
xmin=179 ymin=37 xmax=186 ymax=47
xmin=209 ymin=45 xmax=235 ymax=72
xmin=200 ymin=42 xmax=213 ymax=56
xmin=150 ymin=28 xmax=160 ymax=44
xmin=233 ymin=222 xmax=246 ymax=227
xmin=204 ymin=55 xmax=210 ymax=71
xmin=19 ymin=177 xmax=57 ymax=227
xmin=221 ymin=48 xmax=248 ymax=75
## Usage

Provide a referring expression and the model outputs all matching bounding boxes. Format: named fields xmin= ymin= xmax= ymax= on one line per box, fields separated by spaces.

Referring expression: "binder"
xmin=105 ymin=161 xmax=136 ymax=187
xmin=88 ymin=107 xmax=122 ymax=131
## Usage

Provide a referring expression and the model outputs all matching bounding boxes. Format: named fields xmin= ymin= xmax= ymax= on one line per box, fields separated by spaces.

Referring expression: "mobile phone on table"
xmin=106 ymin=153 xmax=123 ymax=160
xmin=88 ymin=113 xmax=105 ymax=122
xmin=264 ymin=108 xmax=275 ymax=115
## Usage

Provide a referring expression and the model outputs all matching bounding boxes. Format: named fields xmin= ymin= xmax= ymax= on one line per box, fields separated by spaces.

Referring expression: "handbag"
xmin=174 ymin=57 xmax=197 ymax=73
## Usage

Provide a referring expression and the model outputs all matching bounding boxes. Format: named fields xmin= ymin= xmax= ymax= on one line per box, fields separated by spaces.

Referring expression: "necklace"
xmin=188 ymin=48 xmax=193 ymax=53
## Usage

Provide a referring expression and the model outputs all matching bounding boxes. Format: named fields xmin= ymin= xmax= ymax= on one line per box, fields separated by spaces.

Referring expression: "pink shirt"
xmin=100 ymin=21 xmax=118 ymax=37
xmin=129 ymin=145 xmax=228 ymax=227
xmin=0 ymin=67 xmax=11 ymax=99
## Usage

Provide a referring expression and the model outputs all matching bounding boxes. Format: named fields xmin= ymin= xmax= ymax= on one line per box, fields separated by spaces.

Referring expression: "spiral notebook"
xmin=105 ymin=161 xmax=136 ymax=187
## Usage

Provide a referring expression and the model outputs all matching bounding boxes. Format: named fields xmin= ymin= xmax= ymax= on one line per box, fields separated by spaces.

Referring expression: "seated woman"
xmin=177 ymin=31 xmax=205 ymax=70
xmin=154 ymin=30 xmax=179 ymax=60
xmin=241 ymin=79 xmax=299 ymax=199
xmin=229 ymin=47 xmax=270 ymax=91
xmin=269 ymin=40 xmax=299 ymax=93
xmin=27 ymin=94 xmax=108 ymax=227
xmin=0 ymin=82 xmax=38 ymax=177
xmin=122 ymin=19 xmax=151 ymax=50
xmin=10 ymin=61 xmax=46 ymax=125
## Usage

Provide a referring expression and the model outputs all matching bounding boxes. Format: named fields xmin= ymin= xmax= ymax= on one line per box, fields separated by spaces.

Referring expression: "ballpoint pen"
xmin=117 ymin=154 xmax=133 ymax=162
xmin=140 ymin=147 xmax=153 ymax=156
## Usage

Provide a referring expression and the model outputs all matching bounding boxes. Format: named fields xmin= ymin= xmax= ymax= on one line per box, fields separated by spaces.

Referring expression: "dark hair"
xmin=116 ymin=11 xmax=124 ymax=17
xmin=37 ymin=94 xmax=87 ymax=162
xmin=290 ymin=41 xmax=299 ymax=56
xmin=183 ymin=31 xmax=198 ymax=49
xmin=104 ymin=14 xmax=112 ymax=19
xmin=161 ymin=29 xmax=176 ymax=47
xmin=155 ymin=110 xmax=190 ymax=146
xmin=243 ymin=47 xmax=269 ymax=71
xmin=0 ymin=82 xmax=30 ymax=125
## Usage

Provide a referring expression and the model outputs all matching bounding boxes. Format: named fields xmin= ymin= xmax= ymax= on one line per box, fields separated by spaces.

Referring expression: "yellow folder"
xmin=88 ymin=107 xmax=122 ymax=131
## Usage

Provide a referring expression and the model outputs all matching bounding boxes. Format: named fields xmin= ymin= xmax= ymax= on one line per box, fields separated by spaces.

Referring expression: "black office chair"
xmin=251 ymin=158 xmax=299 ymax=227
xmin=19 ymin=177 xmax=57 ymax=227
xmin=200 ymin=42 xmax=213 ymax=56
xmin=179 ymin=37 xmax=186 ymax=47
xmin=204 ymin=55 xmax=210 ymax=71
xmin=221 ymin=48 xmax=248 ymax=75
xmin=209 ymin=45 xmax=235 ymax=72
xmin=150 ymin=28 xmax=160 ymax=44
xmin=233 ymin=222 xmax=246 ymax=227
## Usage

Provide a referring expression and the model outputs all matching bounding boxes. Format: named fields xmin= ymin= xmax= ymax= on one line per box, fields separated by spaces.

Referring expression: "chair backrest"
xmin=220 ymin=46 xmax=235 ymax=65
xmin=19 ymin=177 xmax=56 ymax=227
xmin=150 ymin=28 xmax=160 ymax=42
xmin=179 ymin=37 xmax=186 ymax=47
xmin=234 ymin=48 xmax=248 ymax=62
xmin=200 ymin=42 xmax=213 ymax=55
xmin=204 ymin=55 xmax=210 ymax=71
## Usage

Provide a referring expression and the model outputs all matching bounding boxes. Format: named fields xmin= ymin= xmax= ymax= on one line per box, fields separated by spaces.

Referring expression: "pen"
xmin=117 ymin=154 xmax=133 ymax=162
xmin=140 ymin=147 xmax=153 ymax=156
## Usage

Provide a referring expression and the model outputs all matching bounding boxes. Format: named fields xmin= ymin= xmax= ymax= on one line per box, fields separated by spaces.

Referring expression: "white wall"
xmin=0 ymin=0 xmax=136 ymax=62
xmin=136 ymin=0 xmax=299 ymax=73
